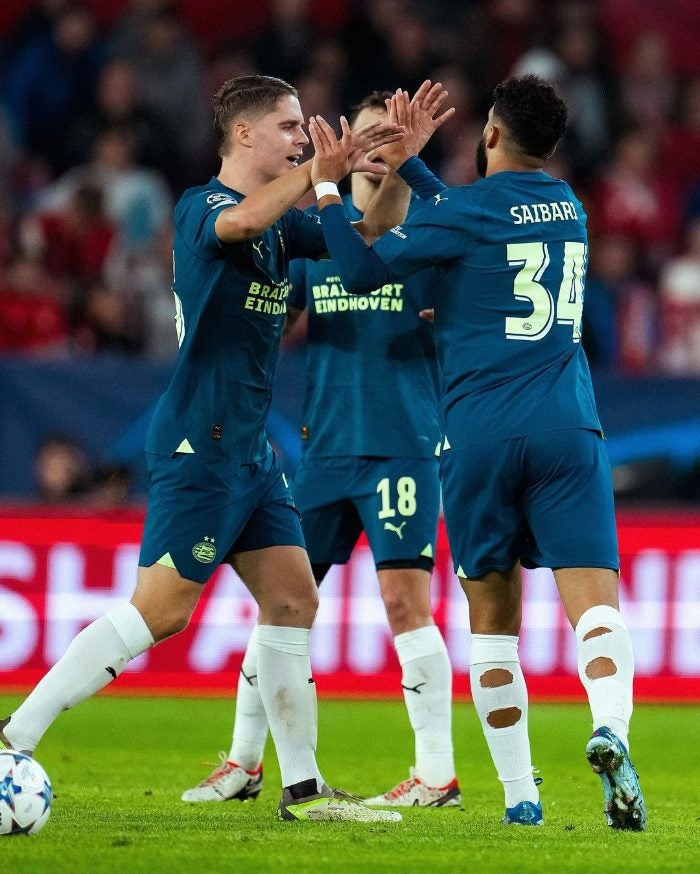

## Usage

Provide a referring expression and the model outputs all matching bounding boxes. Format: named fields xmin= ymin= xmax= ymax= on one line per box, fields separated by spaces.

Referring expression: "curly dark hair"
xmin=493 ymin=75 xmax=568 ymax=159
xmin=213 ymin=75 xmax=297 ymax=156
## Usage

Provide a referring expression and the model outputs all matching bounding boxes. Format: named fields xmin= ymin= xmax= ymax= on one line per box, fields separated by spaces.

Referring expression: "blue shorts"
xmin=139 ymin=447 xmax=304 ymax=583
xmin=290 ymin=456 xmax=440 ymax=567
xmin=440 ymin=429 xmax=619 ymax=578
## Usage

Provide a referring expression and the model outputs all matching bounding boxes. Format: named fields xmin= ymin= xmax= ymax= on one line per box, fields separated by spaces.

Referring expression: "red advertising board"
xmin=0 ymin=507 xmax=698 ymax=699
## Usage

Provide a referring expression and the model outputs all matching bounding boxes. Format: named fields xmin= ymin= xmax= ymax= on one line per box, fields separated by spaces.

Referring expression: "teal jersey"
xmin=146 ymin=177 xmax=326 ymax=462
xmin=289 ymin=197 xmax=441 ymax=458
xmin=369 ymin=171 xmax=602 ymax=446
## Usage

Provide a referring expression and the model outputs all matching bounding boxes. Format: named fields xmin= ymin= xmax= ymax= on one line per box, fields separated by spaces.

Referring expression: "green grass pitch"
xmin=0 ymin=694 xmax=698 ymax=872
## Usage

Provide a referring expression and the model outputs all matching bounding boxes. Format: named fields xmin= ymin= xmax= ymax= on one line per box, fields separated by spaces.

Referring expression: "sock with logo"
xmin=256 ymin=625 xmax=323 ymax=791
xmin=229 ymin=625 xmax=269 ymax=770
xmin=4 ymin=602 xmax=154 ymax=752
xmin=394 ymin=624 xmax=456 ymax=788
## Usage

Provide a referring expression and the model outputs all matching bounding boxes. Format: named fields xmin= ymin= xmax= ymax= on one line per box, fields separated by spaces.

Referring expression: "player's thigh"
xmin=228 ymin=454 xmax=318 ymax=625
xmin=523 ymin=429 xmax=619 ymax=572
xmin=377 ymin=567 xmax=433 ymax=634
xmin=440 ymin=442 xmax=527 ymax=578
xmin=355 ymin=457 xmax=441 ymax=566
xmin=290 ymin=457 xmax=364 ymax=566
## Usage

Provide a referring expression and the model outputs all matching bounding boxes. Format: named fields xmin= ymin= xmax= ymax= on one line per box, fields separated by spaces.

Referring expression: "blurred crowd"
xmin=1 ymin=0 xmax=700 ymax=373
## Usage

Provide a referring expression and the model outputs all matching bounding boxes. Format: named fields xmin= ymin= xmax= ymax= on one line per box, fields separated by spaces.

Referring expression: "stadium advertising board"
xmin=0 ymin=508 xmax=698 ymax=699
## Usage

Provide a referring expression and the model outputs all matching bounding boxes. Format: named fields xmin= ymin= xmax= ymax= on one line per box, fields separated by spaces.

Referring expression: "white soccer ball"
xmin=0 ymin=751 xmax=52 ymax=836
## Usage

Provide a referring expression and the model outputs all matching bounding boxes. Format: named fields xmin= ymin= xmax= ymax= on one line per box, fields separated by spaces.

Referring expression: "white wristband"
xmin=314 ymin=181 xmax=340 ymax=200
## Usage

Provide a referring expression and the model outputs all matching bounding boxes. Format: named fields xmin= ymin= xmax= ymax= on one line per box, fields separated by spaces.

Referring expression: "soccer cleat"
xmin=502 ymin=800 xmax=544 ymax=826
xmin=586 ymin=726 xmax=647 ymax=831
xmin=363 ymin=768 xmax=461 ymax=807
xmin=181 ymin=753 xmax=263 ymax=802
xmin=278 ymin=784 xmax=402 ymax=822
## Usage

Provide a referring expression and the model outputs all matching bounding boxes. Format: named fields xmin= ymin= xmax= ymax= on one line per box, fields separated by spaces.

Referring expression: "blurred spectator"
xmin=87 ymin=463 xmax=134 ymax=506
xmin=71 ymin=279 xmax=145 ymax=355
xmin=0 ymin=252 xmax=69 ymax=355
xmin=33 ymin=432 xmax=133 ymax=504
xmin=588 ymin=128 xmax=681 ymax=272
xmin=658 ymin=219 xmax=700 ymax=375
xmin=662 ymin=75 xmax=700 ymax=197
xmin=1 ymin=3 xmax=104 ymax=171
xmin=550 ymin=18 xmax=617 ymax=184
xmin=38 ymin=127 xmax=172 ymax=252
xmin=106 ymin=0 xmax=170 ymax=59
xmin=620 ymin=31 xmax=677 ymax=133
xmin=104 ymin=224 xmax=178 ymax=359
xmin=584 ymin=235 xmax=658 ymax=374
xmin=452 ymin=0 xmax=544 ymax=104
xmin=252 ymin=0 xmax=317 ymax=83
xmin=56 ymin=58 xmax=165 ymax=173
xmin=110 ymin=4 xmax=208 ymax=189
xmin=20 ymin=183 xmax=116 ymax=283
xmin=34 ymin=433 xmax=90 ymax=501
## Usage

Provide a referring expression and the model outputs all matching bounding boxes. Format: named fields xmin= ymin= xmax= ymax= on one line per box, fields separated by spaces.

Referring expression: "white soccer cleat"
xmin=278 ymin=785 xmax=402 ymax=822
xmin=364 ymin=768 xmax=461 ymax=807
xmin=181 ymin=754 xmax=263 ymax=802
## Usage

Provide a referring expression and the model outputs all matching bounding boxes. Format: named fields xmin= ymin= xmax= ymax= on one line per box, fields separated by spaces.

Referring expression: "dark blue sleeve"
xmin=397 ymin=157 xmax=448 ymax=200
xmin=319 ymin=204 xmax=394 ymax=293
xmin=175 ymin=190 xmax=239 ymax=258
xmin=287 ymin=259 xmax=308 ymax=310
xmin=285 ymin=207 xmax=327 ymax=260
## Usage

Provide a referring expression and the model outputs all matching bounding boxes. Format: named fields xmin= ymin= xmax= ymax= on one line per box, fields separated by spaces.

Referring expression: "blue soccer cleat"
xmin=502 ymin=800 xmax=543 ymax=826
xmin=586 ymin=726 xmax=647 ymax=831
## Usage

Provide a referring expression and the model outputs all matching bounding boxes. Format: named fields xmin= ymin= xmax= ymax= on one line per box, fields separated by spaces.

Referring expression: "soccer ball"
xmin=0 ymin=751 xmax=52 ymax=836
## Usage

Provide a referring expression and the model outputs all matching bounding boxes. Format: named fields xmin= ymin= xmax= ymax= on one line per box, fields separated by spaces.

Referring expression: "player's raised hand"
xmin=409 ymin=79 xmax=455 ymax=154
xmin=309 ymin=115 xmax=404 ymax=183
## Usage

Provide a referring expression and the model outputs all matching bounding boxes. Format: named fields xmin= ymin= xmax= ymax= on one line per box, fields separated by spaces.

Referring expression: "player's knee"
xmin=381 ymin=589 xmax=413 ymax=627
xmin=268 ymin=587 xmax=319 ymax=626
xmin=486 ymin=706 xmax=522 ymax=728
xmin=148 ymin=609 xmax=190 ymax=642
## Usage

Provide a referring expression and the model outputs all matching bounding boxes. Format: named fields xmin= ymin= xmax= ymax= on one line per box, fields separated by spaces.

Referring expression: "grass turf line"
xmin=0 ymin=695 xmax=698 ymax=872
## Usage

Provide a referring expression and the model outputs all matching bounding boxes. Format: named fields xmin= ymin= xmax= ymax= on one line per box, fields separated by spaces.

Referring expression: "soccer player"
xmin=181 ymin=90 xmax=460 ymax=809
xmin=303 ymin=76 xmax=647 ymax=831
xmin=0 ymin=74 xmax=420 ymax=824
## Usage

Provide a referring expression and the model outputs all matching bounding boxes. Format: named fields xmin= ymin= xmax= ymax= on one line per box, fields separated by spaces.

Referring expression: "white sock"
xmin=6 ymin=603 xmax=154 ymax=752
xmin=229 ymin=625 xmax=268 ymax=770
xmin=256 ymin=625 xmax=322 ymax=790
xmin=576 ymin=605 xmax=634 ymax=750
xmin=470 ymin=634 xmax=539 ymax=808
xmin=394 ymin=625 xmax=456 ymax=787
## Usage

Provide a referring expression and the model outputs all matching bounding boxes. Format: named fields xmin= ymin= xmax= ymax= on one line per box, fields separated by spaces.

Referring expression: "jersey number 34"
xmin=506 ymin=241 xmax=586 ymax=342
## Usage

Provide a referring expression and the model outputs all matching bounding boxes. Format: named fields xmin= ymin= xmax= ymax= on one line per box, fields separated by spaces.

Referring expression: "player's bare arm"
xmin=215 ymin=119 xmax=403 ymax=244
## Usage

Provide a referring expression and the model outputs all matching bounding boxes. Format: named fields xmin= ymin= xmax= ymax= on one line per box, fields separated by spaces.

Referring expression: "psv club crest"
xmin=192 ymin=536 xmax=216 ymax=563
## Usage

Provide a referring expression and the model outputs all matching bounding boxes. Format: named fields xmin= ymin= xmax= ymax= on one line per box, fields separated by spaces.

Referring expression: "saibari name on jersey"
xmin=509 ymin=200 xmax=578 ymax=224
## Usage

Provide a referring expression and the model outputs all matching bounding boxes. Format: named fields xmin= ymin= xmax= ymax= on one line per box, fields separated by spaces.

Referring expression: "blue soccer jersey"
xmin=289 ymin=197 xmax=441 ymax=459
xmin=321 ymin=170 xmax=602 ymax=446
xmin=146 ymin=177 xmax=326 ymax=462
